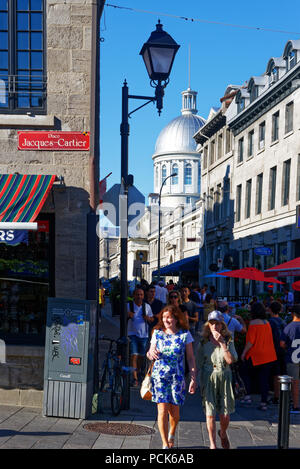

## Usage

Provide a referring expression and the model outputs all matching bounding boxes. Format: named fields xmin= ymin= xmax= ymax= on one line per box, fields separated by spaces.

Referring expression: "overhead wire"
xmin=105 ymin=3 xmax=300 ymax=35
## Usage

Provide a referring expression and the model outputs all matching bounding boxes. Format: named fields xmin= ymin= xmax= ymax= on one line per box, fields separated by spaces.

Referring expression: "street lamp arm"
xmin=160 ymin=173 xmax=177 ymax=197
xmin=128 ymin=98 xmax=156 ymax=118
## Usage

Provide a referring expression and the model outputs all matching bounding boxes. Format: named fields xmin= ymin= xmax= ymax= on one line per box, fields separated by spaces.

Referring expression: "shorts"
xmin=286 ymin=362 xmax=300 ymax=380
xmin=129 ymin=335 xmax=148 ymax=356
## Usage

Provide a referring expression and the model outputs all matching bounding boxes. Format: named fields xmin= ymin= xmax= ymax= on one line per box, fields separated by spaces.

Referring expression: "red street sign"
xmin=37 ymin=220 xmax=49 ymax=232
xmin=17 ymin=131 xmax=90 ymax=151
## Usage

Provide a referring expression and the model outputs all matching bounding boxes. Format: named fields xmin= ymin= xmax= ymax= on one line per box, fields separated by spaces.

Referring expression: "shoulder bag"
xmin=140 ymin=361 xmax=154 ymax=401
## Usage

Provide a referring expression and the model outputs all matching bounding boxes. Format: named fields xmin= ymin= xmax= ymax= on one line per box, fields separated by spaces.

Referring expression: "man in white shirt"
xmin=127 ymin=287 xmax=153 ymax=386
xmin=218 ymin=300 xmax=246 ymax=339
xmin=158 ymin=280 xmax=168 ymax=305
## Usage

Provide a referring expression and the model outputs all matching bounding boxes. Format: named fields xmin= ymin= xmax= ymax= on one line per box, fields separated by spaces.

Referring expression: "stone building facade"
xmin=0 ymin=0 xmax=102 ymax=403
xmin=195 ymin=39 xmax=300 ymax=297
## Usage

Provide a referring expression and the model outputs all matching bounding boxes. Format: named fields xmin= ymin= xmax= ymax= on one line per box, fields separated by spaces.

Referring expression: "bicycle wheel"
xmin=111 ymin=372 xmax=124 ymax=416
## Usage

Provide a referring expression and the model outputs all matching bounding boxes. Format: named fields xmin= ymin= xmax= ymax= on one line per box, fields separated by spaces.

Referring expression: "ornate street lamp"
xmin=140 ymin=20 xmax=180 ymax=115
xmin=119 ymin=22 xmax=180 ymax=409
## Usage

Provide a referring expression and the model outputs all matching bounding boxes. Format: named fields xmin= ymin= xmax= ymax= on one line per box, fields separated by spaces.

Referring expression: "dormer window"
xmin=250 ymin=85 xmax=258 ymax=103
xmin=269 ymin=66 xmax=278 ymax=85
xmin=286 ymin=47 xmax=296 ymax=71
xmin=238 ymin=98 xmax=245 ymax=113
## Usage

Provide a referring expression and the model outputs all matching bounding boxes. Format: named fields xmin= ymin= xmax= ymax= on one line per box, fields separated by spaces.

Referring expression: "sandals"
xmin=218 ymin=430 xmax=230 ymax=449
xmin=168 ymin=433 xmax=175 ymax=448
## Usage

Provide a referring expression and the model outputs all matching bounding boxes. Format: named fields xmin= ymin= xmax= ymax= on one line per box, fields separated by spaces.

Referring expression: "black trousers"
xmin=241 ymin=358 xmax=273 ymax=403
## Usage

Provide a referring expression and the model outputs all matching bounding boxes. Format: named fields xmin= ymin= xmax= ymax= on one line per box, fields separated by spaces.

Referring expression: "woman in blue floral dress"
xmin=147 ymin=305 xmax=197 ymax=449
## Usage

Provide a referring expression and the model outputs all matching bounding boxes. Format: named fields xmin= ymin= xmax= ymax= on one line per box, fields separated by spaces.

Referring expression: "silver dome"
xmin=154 ymin=112 xmax=206 ymax=155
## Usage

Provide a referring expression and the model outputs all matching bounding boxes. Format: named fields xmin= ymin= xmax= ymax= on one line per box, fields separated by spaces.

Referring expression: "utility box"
xmin=43 ymin=298 xmax=97 ymax=419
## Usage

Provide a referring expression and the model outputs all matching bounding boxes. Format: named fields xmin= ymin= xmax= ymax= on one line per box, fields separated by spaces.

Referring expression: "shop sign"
xmin=17 ymin=131 xmax=90 ymax=151
xmin=254 ymin=247 xmax=272 ymax=256
xmin=37 ymin=220 xmax=49 ymax=232
xmin=0 ymin=229 xmax=28 ymax=246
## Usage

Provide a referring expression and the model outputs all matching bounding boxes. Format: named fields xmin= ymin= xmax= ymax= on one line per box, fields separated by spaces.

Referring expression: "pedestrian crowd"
xmin=125 ymin=280 xmax=300 ymax=449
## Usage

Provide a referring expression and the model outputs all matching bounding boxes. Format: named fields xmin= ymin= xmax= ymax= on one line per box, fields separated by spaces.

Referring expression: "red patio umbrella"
xmin=218 ymin=267 xmax=284 ymax=284
xmin=292 ymin=280 xmax=300 ymax=291
xmin=264 ymin=257 xmax=300 ymax=278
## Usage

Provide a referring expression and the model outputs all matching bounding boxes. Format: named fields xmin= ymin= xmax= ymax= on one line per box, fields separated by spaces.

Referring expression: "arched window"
xmin=171 ymin=164 xmax=178 ymax=185
xmin=161 ymin=164 xmax=167 ymax=181
xmin=288 ymin=48 xmax=296 ymax=71
xmin=155 ymin=166 xmax=159 ymax=187
xmin=184 ymin=163 xmax=192 ymax=185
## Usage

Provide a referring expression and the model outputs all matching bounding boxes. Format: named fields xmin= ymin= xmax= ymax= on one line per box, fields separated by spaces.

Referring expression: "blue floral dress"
xmin=150 ymin=329 xmax=193 ymax=406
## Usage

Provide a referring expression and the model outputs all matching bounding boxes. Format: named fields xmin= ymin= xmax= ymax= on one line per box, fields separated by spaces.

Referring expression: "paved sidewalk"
xmin=0 ymin=302 xmax=299 ymax=450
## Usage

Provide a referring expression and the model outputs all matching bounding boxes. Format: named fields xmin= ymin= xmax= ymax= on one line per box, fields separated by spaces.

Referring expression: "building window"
xmin=210 ymin=140 xmax=215 ymax=165
xmin=236 ymin=184 xmax=242 ymax=222
xmin=226 ymin=128 xmax=231 ymax=153
xmin=269 ymin=66 xmax=278 ymax=85
xmin=217 ymin=132 xmax=223 ymax=159
xmin=282 ymin=159 xmax=291 ymax=206
xmin=269 ymin=166 xmax=277 ymax=210
xmin=161 ymin=164 xmax=167 ymax=181
xmin=203 ymin=146 xmax=208 ymax=170
xmin=285 ymin=101 xmax=294 ymax=134
xmin=248 ymin=130 xmax=254 ymax=157
xmin=186 ymin=196 xmax=191 ymax=204
xmin=237 ymin=98 xmax=245 ymax=113
xmin=238 ymin=137 xmax=244 ymax=163
xmin=256 ymin=173 xmax=263 ymax=215
xmin=155 ymin=166 xmax=158 ymax=188
xmin=184 ymin=163 xmax=192 ymax=185
xmin=250 ymin=85 xmax=258 ymax=103
xmin=286 ymin=48 xmax=296 ymax=71
xmin=245 ymin=179 xmax=252 ymax=219
xmin=0 ymin=0 xmax=46 ymax=114
xmin=171 ymin=164 xmax=178 ymax=185
xmin=272 ymin=111 xmax=279 ymax=142
xmin=259 ymin=121 xmax=265 ymax=150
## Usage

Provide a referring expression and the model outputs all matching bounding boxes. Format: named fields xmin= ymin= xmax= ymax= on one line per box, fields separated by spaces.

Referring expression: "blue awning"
xmin=152 ymin=255 xmax=199 ymax=277
xmin=204 ymin=270 xmax=231 ymax=278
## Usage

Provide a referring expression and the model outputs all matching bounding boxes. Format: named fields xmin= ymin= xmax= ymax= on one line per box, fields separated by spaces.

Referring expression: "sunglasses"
xmin=169 ymin=295 xmax=179 ymax=299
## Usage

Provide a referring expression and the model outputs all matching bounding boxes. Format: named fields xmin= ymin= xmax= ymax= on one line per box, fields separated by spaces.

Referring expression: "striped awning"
xmin=0 ymin=174 xmax=56 ymax=222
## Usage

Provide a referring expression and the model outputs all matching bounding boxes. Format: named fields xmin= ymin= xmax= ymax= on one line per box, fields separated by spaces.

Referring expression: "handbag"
xmin=140 ymin=361 xmax=154 ymax=401
xmin=231 ymin=362 xmax=247 ymax=400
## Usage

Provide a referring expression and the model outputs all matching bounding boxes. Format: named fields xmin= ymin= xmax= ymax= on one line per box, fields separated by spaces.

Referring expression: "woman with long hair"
xmin=146 ymin=305 xmax=196 ymax=449
xmin=167 ymin=291 xmax=188 ymax=320
xmin=196 ymin=311 xmax=237 ymax=449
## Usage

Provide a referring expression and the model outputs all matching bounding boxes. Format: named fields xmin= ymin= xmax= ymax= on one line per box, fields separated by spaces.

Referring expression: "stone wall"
xmin=0 ymin=1 xmax=96 ymax=393
xmin=0 ymin=0 xmax=94 ymax=300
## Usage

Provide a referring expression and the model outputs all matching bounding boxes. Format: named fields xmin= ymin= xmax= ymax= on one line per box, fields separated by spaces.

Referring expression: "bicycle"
xmin=97 ymin=335 xmax=133 ymax=416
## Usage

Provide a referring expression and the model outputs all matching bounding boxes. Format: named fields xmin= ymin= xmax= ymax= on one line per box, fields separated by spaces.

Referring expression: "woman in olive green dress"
xmin=196 ymin=311 xmax=237 ymax=449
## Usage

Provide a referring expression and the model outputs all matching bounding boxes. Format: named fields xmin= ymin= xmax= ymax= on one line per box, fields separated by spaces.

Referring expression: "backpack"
xmin=128 ymin=301 xmax=147 ymax=317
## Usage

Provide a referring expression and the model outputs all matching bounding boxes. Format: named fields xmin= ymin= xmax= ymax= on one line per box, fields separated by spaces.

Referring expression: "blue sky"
xmin=100 ymin=0 xmax=300 ymax=197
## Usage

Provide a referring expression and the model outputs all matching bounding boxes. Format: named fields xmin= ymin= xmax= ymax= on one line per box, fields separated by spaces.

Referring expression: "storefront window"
xmin=264 ymin=245 xmax=275 ymax=270
xmin=0 ymin=214 xmax=54 ymax=344
xmin=278 ymin=242 xmax=288 ymax=265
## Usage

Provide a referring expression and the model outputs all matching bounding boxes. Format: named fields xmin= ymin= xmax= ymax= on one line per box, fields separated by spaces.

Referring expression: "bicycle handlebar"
xmin=99 ymin=335 xmax=128 ymax=345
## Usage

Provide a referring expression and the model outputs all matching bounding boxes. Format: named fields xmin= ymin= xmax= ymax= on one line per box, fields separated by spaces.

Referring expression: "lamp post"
xmin=157 ymin=173 xmax=177 ymax=281
xmin=119 ymin=21 xmax=180 ymax=410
